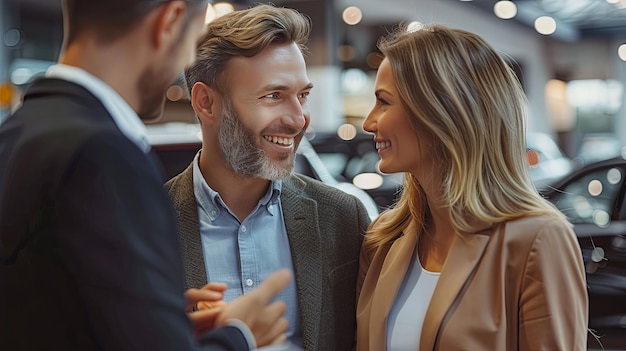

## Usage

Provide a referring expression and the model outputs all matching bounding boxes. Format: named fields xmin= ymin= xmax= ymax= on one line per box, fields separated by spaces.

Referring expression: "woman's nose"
xmin=362 ymin=109 xmax=377 ymax=133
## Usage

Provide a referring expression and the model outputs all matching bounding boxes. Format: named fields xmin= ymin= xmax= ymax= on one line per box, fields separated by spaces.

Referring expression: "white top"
xmin=45 ymin=64 xmax=150 ymax=153
xmin=386 ymin=247 xmax=440 ymax=351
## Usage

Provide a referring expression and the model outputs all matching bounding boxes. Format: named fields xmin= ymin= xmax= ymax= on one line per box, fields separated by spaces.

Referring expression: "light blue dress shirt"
xmin=192 ymin=153 xmax=302 ymax=347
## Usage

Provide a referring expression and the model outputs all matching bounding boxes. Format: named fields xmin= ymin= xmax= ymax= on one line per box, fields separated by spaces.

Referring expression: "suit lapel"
xmin=368 ymin=221 xmax=418 ymax=350
xmin=419 ymin=230 xmax=490 ymax=351
xmin=172 ymin=164 xmax=208 ymax=289
xmin=281 ymin=176 xmax=322 ymax=351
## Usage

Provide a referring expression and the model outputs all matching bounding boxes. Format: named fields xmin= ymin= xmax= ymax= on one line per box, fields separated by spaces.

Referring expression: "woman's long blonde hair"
xmin=365 ymin=25 xmax=565 ymax=250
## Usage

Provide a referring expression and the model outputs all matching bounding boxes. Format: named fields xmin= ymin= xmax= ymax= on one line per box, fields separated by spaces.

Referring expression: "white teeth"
xmin=376 ymin=141 xmax=391 ymax=150
xmin=264 ymin=135 xmax=294 ymax=146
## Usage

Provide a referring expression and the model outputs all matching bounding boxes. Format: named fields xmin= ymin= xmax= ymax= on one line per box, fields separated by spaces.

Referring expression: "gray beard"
xmin=218 ymin=100 xmax=295 ymax=180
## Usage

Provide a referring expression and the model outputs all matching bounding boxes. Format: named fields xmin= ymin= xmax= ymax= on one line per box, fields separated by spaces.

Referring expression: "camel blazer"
xmin=356 ymin=214 xmax=588 ymax=351
xmin=165 ymin=164 xmax=371 ymax=351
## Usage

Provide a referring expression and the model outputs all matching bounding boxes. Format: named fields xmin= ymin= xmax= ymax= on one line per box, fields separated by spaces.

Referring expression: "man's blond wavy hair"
xmin=184 ymin=3 xmax=311 ymax=95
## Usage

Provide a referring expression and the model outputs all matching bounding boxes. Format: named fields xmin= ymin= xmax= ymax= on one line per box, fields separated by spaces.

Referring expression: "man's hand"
xmin=185 ymin=282 xmax=229 ymax=334
xmin=216 ymin=269 xmax=291 ymax=347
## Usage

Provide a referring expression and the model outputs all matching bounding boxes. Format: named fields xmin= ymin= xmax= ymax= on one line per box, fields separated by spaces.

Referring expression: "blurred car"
xmin=526 ymin=132 xmax=575 ymax=191
xmin=540 ymin=156 xmax=626 ymax=351
xmin=146 ymin=123 xmax=379 ymax=220
xmin=575 ymin=133 xmax=623 ymax=166
xmin=305 ymin=131 xmax=402 ymax=211
xmin=306 ymin=131 xmax=574 ymax=210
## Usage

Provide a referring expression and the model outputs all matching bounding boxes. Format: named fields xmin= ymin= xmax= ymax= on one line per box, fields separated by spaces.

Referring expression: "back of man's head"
xmin=62 ymin=0 xmax=208 ymax=45
xmin=184 ymin=3 xmax=311 ymax=95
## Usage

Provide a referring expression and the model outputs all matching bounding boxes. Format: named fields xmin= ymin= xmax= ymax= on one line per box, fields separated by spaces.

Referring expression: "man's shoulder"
xmin=286 ymin=173 xmax=345 ymax=195
xmin=284 ymin=173 xmax=363 ymax=208
xmin=164 ymin=163 xmax=194 ymax=199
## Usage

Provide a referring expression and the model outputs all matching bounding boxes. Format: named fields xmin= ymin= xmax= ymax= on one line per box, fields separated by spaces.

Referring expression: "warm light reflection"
xmin=535 ymin=16 xmax=557 ymax=35
xmin=336 ymin=45 xmax=355 ymax=62
xmin=618 ymin=44 xmax=626 ymax=62
xmin=214 ymin=3 xmax=235 ymax=18
xmin=337 ymin=123 xmax=357 ymax=141
xmin=407 ymin=21 xmax=424 ymax=32
xmin=166 ymin=85 xmax=184 ymax=102
xmin=353 ymin=173 xmax=384 ymax=190
xmin=342 ymin=6 xmax=363 ymax=25
xmin=205 ymin=5 xmax=216 ymax=24
xmin=204 ymin=2 xmax=235 ymax=24
xmin=366 ymin=52 xmax=383 ymax=69
xmin=526 ymin=149 xmax=540 ymax=167
xmin=588 ymin=179 xmax=603 ymax=196
xmin=545 ymin=79 xmax=574 ymax=132
xmin=494 ymin=1 xmax=517 ymax=19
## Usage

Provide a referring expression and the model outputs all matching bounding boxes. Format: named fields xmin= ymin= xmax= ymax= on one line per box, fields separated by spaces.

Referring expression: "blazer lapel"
xmin=419 ymin=230 xmax=490 ymax=351
xmin=171 ymin=164 xmax=208 ymax=289
xmin=368 ymin=221 xmax=418 ymax=350
xmin=281 ymin=176 xmax=322 ymax=351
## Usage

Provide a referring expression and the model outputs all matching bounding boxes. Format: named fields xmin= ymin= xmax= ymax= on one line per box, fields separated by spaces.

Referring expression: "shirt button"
xmin=246 ymin=279 xmax=254 ymax=287
xmin=268 ymin=204 xmax=273 ymax=211
xmin=240 ymin=225 xmax=247 ymax=233
xmin=210 ymin=209 xmax=217 ymax=216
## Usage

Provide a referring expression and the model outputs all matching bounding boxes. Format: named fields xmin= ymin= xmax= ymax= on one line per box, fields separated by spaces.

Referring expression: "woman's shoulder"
xmin=501 ymin=214 xmax=575 ymax=246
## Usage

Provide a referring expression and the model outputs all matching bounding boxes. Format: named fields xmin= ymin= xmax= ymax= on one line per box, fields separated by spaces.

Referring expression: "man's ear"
xmin=191 ymin=82 xmax=220 ymax=124
xmin=152 ymin=1 xmax=187 ymax=49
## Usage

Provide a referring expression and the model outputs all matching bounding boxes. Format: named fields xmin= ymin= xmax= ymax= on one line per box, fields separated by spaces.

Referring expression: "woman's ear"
xmin=191 ymin=82 xmax=220 ymax=125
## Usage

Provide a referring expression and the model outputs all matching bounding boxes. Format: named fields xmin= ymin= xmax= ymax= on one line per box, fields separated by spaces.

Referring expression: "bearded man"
xmin=165 ymin=4 xmax=371 ymax=351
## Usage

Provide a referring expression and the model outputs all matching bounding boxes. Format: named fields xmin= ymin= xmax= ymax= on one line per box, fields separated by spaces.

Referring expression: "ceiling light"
xmin=493 ymin=1 xmax=517 ymax=20
xmin=213 ymin=2 xmax=234 ymax=18
xmin=205 ymin=5 xmax=216 ymax=24
xmin=353 ymin=173 xmax=384 ymax=190
xmin=407 ymin=21 xmax=424 ymax=32
xmin=342 ymin=6 xmax=363 ymax=25
xmin=534 ymin=16 xmax=557 ymax=35
xmin=337 ymin=124 xmax=357 ymax=141
xmin=619 ymin=44 xmax=626 ymax=61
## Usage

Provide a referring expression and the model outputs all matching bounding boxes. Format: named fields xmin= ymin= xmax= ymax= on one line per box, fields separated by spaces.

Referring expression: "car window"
xmin=549 ymin=166 xmax=624 ymax=225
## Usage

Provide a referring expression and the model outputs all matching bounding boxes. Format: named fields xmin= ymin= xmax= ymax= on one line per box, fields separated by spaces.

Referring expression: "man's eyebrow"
xmin=257 ymin=82 xmax=315 ymax=93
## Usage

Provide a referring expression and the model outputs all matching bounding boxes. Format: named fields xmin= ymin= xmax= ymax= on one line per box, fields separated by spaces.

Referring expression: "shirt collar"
xmin=45 ymin=64 xmax=150 ymax=153
xmin=192 ymin=152 xmax=282 ymax=218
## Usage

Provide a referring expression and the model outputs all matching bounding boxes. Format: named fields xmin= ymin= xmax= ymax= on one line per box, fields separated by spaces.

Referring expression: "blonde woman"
xmin=356 ymin=25 xmax=588 ymax=351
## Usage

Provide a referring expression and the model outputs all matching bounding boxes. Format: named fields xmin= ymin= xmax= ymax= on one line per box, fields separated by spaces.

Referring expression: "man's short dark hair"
xmin=62 ymin=0 xmax=208 ymax=44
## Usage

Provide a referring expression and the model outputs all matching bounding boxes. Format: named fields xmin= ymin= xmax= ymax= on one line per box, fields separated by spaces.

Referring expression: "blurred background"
xmin=3 ymin=3 xmax=626 ymax=346
xmin=1 ymin=0 xmax=626 ymax=196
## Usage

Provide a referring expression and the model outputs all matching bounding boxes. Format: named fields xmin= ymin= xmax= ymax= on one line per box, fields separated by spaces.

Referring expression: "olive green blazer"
xmin=165 ymin=163 xmax=371 ymax=351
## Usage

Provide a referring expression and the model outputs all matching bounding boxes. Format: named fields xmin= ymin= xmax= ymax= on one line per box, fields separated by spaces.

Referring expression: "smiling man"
xmin=164 ymin=4 xmax=371 ymax=350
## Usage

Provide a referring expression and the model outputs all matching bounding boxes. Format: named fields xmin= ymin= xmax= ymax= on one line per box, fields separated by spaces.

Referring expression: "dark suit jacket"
xmin=165 ymin=164 xmax=371 ymax=351
xmin=0 ymin=78 xmax=249 ymax=351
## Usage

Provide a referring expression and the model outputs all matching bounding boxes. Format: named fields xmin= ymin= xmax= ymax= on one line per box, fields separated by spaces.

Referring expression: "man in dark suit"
xmin=0 ymin=0 xmax=291 ymax=350
xmin=165 ymin=5 xmax=371 ymax=350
